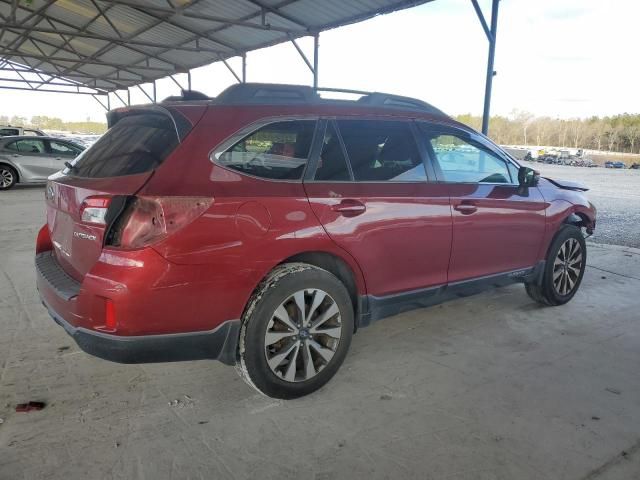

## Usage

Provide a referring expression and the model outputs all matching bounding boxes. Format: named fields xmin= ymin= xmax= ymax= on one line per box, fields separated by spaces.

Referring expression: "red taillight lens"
xmin=109 ymin=196 xmax=213 ymax=249
xmin=80 ymin=196 xmax=112 ymax=225
xmin=36 ymin=224 xmax=52 ymax=254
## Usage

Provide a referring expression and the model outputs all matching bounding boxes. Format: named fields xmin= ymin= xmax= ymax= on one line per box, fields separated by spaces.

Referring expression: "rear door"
xmin=417 ymin=123 xmax=547 ymax=282
xmin=6 ymin=138 xmax=52 ymax=180
xmin=46 ymin=108 xmax=197 ymax=281
xmin=304 ymin=119 xmax=452 ymax=298
xmin=46 ymin=139 xmax=83 ymax=175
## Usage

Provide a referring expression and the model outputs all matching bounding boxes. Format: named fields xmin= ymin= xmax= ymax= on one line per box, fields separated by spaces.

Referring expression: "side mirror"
xmin=518 ymin=166 xmax=540 ymax=187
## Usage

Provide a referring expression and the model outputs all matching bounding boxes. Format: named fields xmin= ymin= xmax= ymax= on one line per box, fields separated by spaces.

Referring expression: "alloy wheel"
xmin=264 ymin=288 xmax=342 ymax=383
xmin=553 ymin=238 xmax=583 ymax=295
xmin=0 ymin=168 xmax=13 ymax=188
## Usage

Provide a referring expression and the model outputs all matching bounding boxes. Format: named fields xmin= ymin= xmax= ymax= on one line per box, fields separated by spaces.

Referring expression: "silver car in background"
xmin=0 ymin=136 xmax=85 ymax=190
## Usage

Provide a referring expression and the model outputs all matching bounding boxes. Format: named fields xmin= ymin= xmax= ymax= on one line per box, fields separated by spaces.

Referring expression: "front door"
xmin=418 ymin=124 xmax=547 ymax=283
xmin=304 ymin=119 xmax=452 ymax=298
xmin=5 ymin=138 xmax=52 ymax=181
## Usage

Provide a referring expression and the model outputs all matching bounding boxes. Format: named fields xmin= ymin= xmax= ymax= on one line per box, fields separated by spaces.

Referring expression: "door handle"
xmin=332 ymin=200 xmax=366 ymax=217
xmin=454 ymin=203 xmax=478 ymax=215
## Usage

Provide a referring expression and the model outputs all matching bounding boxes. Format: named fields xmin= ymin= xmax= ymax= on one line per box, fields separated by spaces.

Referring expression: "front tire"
xmin=236 ymin=263 xmax=354 ymax=399
xmin=526 ymin=225 xmax=586 ymax=306
xmin=0 ymin=165 xmax=17 ymax=190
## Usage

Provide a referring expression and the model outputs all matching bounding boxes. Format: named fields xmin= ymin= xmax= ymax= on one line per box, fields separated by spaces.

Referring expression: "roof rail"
xmin=356 ymin=92 xmax=445 ymax=115
xmin=162 ymin=89 xmax=210 ymax=103
xmin=212 ymin=83 xmax=446 ymax=116
xmin=215 ymin=83 xmax=319 ymax=104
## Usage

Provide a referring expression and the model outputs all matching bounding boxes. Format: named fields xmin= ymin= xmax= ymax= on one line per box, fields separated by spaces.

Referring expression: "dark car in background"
xmin=0 ymin=136 xmax=85 ymax=190
xmin=605 ymin=161 xmax=626 ymax=169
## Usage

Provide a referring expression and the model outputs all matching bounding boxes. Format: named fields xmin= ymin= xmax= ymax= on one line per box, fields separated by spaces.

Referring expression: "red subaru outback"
xmin=36 ymin=83 xmax=596 ymax=398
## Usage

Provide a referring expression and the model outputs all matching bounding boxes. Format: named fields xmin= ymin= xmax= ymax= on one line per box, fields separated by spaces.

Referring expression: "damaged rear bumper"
xmin=41 ymin=298 xmax=240 ymax=365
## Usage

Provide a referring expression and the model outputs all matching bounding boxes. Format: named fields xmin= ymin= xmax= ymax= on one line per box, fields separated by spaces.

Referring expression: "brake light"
xmin=36 ymin=224 xmax=52 ymax=254
xmin=80 ymin=196 xmax=112 ymax=225
xmin=108 ymin=196 xmax=213 ymax=249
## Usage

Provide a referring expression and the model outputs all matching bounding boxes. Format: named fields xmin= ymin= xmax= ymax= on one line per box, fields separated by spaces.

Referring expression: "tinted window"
xmin=5 ymin=141 xmax=18 ymax=151
xmin=429 ymin=133 xmax=512 ymax=183
xmin=0 ymin=128 xmax=20 ymax=136
xmin=315 ymin=122 xmax=351 ymax=181
xmin=217 ymin=120 xmax=315 ymax=180
xmin=336 ymin=120 xmax=426 ymax=181
xmin=15 ymin=139 xmax=46 ymax=153
xmin=67 ymin=114 xmax=178 ymax=178
xmin=49 ymin=140 xmax=82 ymax=156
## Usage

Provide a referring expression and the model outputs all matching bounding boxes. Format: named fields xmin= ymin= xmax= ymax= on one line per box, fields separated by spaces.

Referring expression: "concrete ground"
xmin=1 ymin=185 xmax=640 ymax=480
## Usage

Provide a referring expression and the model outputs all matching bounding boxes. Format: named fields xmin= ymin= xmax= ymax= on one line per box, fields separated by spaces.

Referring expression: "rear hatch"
xmin=46 ymin=105 xmax=202 ymax=281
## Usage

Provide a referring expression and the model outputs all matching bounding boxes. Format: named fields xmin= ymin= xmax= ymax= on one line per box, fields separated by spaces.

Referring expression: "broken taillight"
xmin=107 ymin=196 xmax=213 ymax=249
xmin=80 ymin=196 xmax=112 ymax=225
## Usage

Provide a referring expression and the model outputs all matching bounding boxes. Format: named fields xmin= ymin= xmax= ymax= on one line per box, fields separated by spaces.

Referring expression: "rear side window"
xmin=315 ymin=122 xmax=351 ymax=181
xmin=67 ymin=114 xmax=178 ymax=178
xmin=12 ymin=139 xmax=46 ymax=153
xmin=0 ymin=128 xmax=20 ymax=136
xmin=336 ymin=120 xmax=426 ymax=181
xmin=217 ymin=120 xmax=316 ymax=180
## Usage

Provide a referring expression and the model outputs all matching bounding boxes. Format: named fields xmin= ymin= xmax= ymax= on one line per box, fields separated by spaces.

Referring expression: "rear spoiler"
xmin=543 ymin=177 xmax=589 ymax=192
xmin=106 ymin=105 xmax=194 ymax=142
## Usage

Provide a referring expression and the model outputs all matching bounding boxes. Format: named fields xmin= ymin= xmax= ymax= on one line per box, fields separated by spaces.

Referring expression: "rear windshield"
xmin=65 ymin=114 xmax=179 ymax=178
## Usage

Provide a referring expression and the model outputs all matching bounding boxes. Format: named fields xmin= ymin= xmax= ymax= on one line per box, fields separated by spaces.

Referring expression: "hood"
xmin=543 ymin=177 xmax=589 ymax=192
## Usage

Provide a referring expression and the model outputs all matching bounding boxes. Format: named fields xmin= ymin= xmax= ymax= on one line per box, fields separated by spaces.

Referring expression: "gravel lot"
xmin=522 ymin=161 xmax=640 ymax=248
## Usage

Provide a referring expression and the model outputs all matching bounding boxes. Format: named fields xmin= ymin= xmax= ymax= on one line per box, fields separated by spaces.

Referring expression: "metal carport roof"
xmin=0 ymin=1 xmax=434 ymax=93
xmin=0 ymin=0 xmax=500 ymax=133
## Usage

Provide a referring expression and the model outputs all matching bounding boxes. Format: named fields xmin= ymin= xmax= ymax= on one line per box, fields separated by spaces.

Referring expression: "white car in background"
xmin=0 ymin=136 xmax=85 ymax=190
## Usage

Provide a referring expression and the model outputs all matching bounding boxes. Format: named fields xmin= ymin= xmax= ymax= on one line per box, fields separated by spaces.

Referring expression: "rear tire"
xmin=236 ymin=263 xmax=354 ymax=399
xmin=0 ymin=165 xmax=17 ymax=190
xmin=526 ymin=225 xmax=586 ymax=306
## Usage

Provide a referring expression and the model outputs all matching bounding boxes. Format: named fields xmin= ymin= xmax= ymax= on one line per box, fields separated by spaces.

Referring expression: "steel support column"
xmin=313 ymin=34 xmax=319 ymax=91
xmin=473 ymin=0 xmax=500 ymax=135
xmin=242 ymin=54 xmax=247 ymax=83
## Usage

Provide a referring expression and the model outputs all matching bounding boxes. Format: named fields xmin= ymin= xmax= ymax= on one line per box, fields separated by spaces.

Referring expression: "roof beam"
xmin=245 ymin=0 xmax=309 ymax=29
xmin=0 ymin=84 xmax=106 ymax=95
xmin=0 ymin=50 xmax=176 ymax=72
xmin=1 ymin=23 xmax=228 ymax=54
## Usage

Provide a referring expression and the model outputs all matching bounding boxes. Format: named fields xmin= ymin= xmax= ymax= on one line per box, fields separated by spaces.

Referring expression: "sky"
xmin=0 ymin=0 xmax=637 ymax=123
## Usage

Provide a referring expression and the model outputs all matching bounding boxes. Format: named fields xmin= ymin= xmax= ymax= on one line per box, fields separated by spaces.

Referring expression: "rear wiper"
xmin=64 ymin=161 xmax=77 ymax=172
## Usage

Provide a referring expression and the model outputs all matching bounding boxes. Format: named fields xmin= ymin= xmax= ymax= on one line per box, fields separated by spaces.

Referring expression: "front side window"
xmin=49 ymin=141 xmax=82 ymax=156
xmin=15 ymin=139 xmax=46 ymax=154
xmin=217 ymin=120 xmax=316 ymax=180
xmin=336 ymin=120 xmax=426 ymax=182
xmin=428 ymin=133 xmax=512 ymax=184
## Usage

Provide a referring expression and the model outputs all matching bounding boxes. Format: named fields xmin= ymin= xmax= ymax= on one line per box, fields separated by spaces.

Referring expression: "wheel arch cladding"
xmin=278 ymin=252 xmax=359 ymax=327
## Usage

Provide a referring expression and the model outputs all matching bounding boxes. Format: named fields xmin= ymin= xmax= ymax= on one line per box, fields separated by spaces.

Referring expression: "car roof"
xmin=154 ymin=83 xmax=450 ymax=119
xmin=0 ymin=136 xmax=85 ymax=146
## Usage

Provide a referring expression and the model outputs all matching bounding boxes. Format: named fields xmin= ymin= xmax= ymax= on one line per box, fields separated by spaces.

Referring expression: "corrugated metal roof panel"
xmin=0 ymin=0 xmax=433 ymax=94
